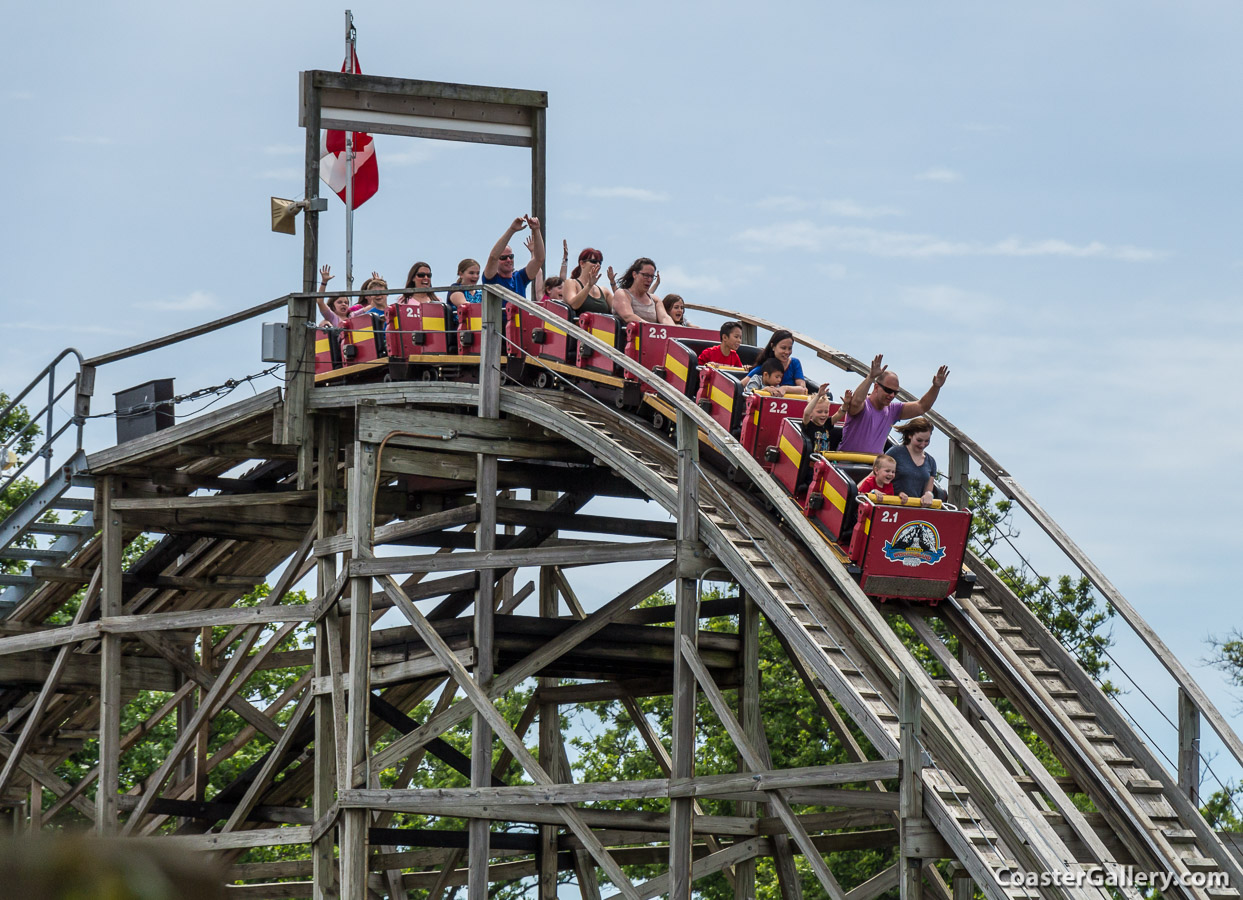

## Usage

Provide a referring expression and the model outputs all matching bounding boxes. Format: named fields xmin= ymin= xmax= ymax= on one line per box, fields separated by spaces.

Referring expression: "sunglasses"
xmin=498 ymin=254 xmax=515 ymax=261
xmin=877 ymin=384 xmax=898 ymax=395
xmin=583 ymin=256 xmax=603 ymax=264
xmin=415 ymin=271 xmax=431 ymax=278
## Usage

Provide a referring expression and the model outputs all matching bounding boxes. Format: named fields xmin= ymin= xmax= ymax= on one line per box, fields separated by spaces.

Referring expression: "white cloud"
xmin=734 ymin=221 xmax=1165 ymax=261
xmin=756 ymin=196 xmax=901 ymax=218
xmin=815 ymin=262 xmax=848 ymax=280
xmin=58 ymin=135 xmax=113 ymax=145
xmin=263 ymin=144 xmax=301 ymax=156
xmin=658 ymin=264 xmax=724 ymax=294
xmin=916 ymin=167 xmax=962 ymax=183
xmin=897 ymin=284 xmax=1001 ymax=321
xmin=6 ymin=90 xmax=32 ymax=101
xmin=565 ymin=183 xmax=669 ymax=203
xmin=822 ymin=199 xmax=902 ymax=219
xmin=756 ymin=195 xmax=811 ymax=212
xmin=141 ymin=290 xmax=219 ymax=312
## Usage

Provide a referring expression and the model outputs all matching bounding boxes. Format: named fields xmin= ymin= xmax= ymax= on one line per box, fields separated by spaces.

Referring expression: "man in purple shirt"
xmin=838 ymin=354 xmax=950 ymax=454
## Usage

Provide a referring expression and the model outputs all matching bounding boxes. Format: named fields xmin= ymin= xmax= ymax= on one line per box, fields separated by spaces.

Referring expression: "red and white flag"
xmin=319 ymin=48 xmax=379 ymax=209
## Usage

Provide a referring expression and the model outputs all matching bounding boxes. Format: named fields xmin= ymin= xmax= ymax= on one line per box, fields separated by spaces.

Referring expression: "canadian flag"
xmin=319 ymin=48 xmax=379 ymax=209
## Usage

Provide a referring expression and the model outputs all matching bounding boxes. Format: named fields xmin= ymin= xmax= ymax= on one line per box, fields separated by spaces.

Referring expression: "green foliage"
xmin=0 ymin=393 xmax=43 ymax=575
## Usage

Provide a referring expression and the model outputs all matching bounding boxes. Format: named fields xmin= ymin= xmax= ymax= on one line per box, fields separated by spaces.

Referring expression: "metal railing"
xmin=0 ymin=348 xmax=88 ymax=499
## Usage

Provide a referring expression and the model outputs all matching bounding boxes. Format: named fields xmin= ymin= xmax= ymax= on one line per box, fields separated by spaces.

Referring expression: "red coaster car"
xmin=456 ymin=302 xmax=483 ymax=355
xmin=342 ymin=310 xmax=388 ymax=365
xmin=741 ymin=392 xmax=810 ymax=471
xmin=847 ymin=495 xmax=971 ymax=603
xmin=624 ymin=323 xmax=721 ymax=394
xmin=315 ymin=326 xmax=346 ymax=374
xmin=576 ymin=312 xmax=623 ymax=376
xmin=696 ymin=365 xmax=748 ymax=432
xmin=388 ymin=299 xmax=453 ymax=358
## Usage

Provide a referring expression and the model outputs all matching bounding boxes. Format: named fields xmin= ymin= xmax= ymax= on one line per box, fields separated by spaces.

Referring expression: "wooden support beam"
xmin=1179 ymin=688 xmax=1200 ymax=805
xmin=366 ymin=562 xmax=675 ymax=776
xmin=313 ymin=414 xmax=340 ymax=900
xmin=538 ymin=566 xmax=560 ymax=900
xmin=347 ymin=539 xmax=677 ymax=577
xmin=97 ymin=476 xmax=122 ymax=835
xmin=670 ymin=408 xmax=700 ymax=898
xmin=372 ymin=567 xmax=643 ymax=900
xmin=222 ymin=687 xmax=314 ymax=832
xmin=470 ymin=287 xmax=502 ymax=900
xmin=341 ymin=436 xmax=378 ymax=900
xmin=736 ymin=592 xmax=760 ymax=900
xmin=679 ymin=634 xmax=848 ymax=900
xmin=899 ymin=674 xmax=925 ymax=900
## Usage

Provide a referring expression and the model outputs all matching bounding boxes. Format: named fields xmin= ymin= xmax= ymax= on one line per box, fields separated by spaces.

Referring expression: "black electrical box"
xmin=114 ymin=378 xmax=175 ymax=444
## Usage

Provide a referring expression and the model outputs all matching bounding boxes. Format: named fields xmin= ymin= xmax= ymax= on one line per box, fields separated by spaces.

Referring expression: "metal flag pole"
xmin=344 ymin=9 xmax=356 ymax=292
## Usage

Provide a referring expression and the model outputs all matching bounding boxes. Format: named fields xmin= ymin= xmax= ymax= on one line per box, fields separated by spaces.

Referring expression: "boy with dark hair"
xmin=743 ymin=357 xmax=784 ymax=396
xmin=698 ymin=321 xmax=744 ymax=367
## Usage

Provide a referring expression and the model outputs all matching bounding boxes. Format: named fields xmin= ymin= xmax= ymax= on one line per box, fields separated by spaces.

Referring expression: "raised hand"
xmin=652 ymin=270 xmax=661 ymax=292
xmin=932 ymin=365 xmax=950 ymax=388
xmin=524 ymin=214 xmax=541 ymax=232
xmin=562 ymin=238 xmax=569 ymax=260
xmin=510 ymin=216 xmax=527 ymax=232
xmin=583 ymin=261 xmax=601 ymax=286
xmin=868 ymin=353 xmax=887 ymax=380
xmin=524 ymin=235 xmax=535 ymax=255
xmin=319 ymin=264 xmax=333 ymax=286
xmin=607 ymin=265 xmax=617 ymax=286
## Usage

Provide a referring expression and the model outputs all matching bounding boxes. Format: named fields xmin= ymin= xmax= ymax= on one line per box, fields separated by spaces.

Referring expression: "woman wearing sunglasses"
xmin=563 ymin=247 xmax=613 ymax=318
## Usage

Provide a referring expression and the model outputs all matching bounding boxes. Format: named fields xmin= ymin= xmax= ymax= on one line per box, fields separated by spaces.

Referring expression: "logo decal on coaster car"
xmin=882 ymin=520 xmax=947 ymax=567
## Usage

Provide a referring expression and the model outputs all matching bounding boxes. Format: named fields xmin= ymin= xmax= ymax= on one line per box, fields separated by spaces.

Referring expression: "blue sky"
xmin=4 ymin=2 xmax=1243 ymax=791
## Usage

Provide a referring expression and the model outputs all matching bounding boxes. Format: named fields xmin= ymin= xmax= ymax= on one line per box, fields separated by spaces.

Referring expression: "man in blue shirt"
xmin=483 ymin=215 xmax=544 ymax=302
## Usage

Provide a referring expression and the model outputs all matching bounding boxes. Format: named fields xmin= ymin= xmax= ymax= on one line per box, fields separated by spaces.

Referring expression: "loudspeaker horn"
xmin=271 ymin=197 xmax=302 ymax=235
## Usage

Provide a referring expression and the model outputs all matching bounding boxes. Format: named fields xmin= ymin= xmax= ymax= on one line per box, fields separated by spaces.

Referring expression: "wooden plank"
xmin=342 ymin=437 xmax=378 ymax=900
xmin=308 ymin=70 xmax=548 ymax=111
xmin=899 ymin=674 xmax=924 ymax=900
xmin=1179 ymin=688 xmax=1200 ymax=805
xmin=110 ymin=491 xmax=315 ymax=511
xmin=312 ymin=413 xmax=340 ymax=900
xmin=349 ymin=540 xmax=677 ymax=577
xmin=357 ymin=407 xmax=556 ymax=444
xmin=496 ymin=508 xmax=676 ymax=540
xmin=167 ymin=824 xmax=314 ymax=850
xmin=86 ymin=388 xmax=282 ymax=470
xmin=97 ymin=477 xmax=122 ymax=835
xmin=103 ymin=605 xmax=319 ymax=633
xmin=669 ymin=409 xmax=700 ymax=899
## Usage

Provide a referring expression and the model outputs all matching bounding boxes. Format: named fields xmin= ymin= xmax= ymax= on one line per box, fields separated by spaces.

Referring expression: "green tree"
xmin=0 ymin=392 xmax=43 ymax=576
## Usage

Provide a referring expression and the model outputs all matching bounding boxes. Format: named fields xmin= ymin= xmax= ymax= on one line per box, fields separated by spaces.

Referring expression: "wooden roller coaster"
xmin=1 ymin=68 xmax=1241 ymax=900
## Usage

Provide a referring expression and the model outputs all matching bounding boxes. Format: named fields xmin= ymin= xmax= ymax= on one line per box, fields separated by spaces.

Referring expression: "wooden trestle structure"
xmin=3 ymin=70 xmax=1243 ymax=900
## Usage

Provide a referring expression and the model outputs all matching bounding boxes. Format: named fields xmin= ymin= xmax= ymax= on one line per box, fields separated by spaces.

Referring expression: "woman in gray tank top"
xmin=613 ymin=257 xmax=674 ymax=325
